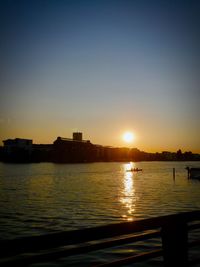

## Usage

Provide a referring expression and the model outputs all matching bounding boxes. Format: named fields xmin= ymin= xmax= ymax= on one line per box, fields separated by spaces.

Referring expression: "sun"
xmin=123 ymin=132 xmax=135 ymax=143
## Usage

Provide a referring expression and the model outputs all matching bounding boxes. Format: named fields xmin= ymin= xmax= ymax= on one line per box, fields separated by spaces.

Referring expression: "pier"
xmin=0 ymin=210 xmax=200 ymax=266
xmin=186 ymin=167 xmax=200 ymax=180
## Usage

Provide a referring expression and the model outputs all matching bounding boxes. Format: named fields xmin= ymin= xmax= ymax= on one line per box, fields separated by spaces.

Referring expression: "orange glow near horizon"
xmin=1 ymin=129 xmax=200 ymax=154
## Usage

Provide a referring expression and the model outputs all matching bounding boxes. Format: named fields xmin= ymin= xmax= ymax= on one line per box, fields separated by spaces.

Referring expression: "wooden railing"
xmin=0 ymin=210 xmax=200 ymax=266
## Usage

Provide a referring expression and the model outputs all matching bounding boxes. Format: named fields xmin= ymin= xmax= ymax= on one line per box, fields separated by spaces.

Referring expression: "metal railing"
xmin=0 ymin=210 xmax=200 ymax=266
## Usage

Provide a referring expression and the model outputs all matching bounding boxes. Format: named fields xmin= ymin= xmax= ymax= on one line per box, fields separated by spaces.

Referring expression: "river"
xmin=0 ymin=161 xmax=200 ymax=266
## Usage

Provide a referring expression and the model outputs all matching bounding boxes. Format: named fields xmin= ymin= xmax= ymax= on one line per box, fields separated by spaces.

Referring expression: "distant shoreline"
xmin=1 ymin=136 xmax=200 ymax=163
xmin=1 ymin=159 xmax=200 ymax=164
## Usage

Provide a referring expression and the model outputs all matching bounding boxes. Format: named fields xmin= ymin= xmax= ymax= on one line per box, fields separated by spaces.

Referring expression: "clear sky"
xmin=0 ymin=0 xmax=200 ymax=152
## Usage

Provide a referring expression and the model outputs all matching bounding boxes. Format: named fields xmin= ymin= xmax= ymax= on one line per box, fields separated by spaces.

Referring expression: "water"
xmin=0 ymin=161 xmax=200 ymax=265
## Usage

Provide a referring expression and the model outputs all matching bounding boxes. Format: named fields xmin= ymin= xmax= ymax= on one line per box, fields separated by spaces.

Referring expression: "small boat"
xmin=186 ymin=167 xmax=200 ymax=180
xmin=126 ymin=168 xmax=142 ymax=172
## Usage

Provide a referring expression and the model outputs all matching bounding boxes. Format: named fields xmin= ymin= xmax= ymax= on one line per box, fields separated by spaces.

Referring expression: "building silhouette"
xmin=3 ymin=138 xmax=32 ymax=162
xmin=1 ymin=133 xmax=200 ymax=163
xmin=73 ymin=132 xmax=83 ymax=141
xmin=53 ymin=133 xmax=95 ymax=163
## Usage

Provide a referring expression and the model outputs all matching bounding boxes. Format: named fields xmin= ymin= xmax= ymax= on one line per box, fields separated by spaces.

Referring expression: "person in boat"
xmin=126 ymin=168 xmax=142 ymax=172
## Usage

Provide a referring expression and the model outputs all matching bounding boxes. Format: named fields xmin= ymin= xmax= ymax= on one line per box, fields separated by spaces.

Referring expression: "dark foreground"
xmin=1 ymin=210 xmax=200 ymax=267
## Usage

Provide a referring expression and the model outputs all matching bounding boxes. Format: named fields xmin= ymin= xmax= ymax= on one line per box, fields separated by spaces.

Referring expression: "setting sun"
xmin=123 ymin=132 xmax=135 ymax=143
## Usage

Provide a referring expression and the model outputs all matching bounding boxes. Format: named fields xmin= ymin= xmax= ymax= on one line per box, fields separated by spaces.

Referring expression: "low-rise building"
xmin=3 ymin=138 xmax=33 ymax=162
xmin=3 ymin=138 xmax=32 ymax=154
xmin=53 ymin=133 xmax=94 ymax=163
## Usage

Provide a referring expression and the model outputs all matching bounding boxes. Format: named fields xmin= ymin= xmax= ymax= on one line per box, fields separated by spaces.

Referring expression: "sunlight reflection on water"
xmin=0 ymin=162 xmax=200 ymax=266
xmin=0 ymin=161 xmax=200 ymax=240
xmin=120 ymin=164 xmax=135 ymax=221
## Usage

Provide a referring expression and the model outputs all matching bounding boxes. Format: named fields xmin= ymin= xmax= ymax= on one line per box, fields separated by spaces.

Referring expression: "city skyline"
xmin=2 ymin=134 xmax=200 ymax=164
xmin=1 ymin=0 xmax=200 ymax=153
xmin=1 ymin=131 xmax=199 ymax=154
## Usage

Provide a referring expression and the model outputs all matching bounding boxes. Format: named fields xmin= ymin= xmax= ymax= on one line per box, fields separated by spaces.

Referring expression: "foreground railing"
xmin=0 ymin=210 xmax=200 ymax=266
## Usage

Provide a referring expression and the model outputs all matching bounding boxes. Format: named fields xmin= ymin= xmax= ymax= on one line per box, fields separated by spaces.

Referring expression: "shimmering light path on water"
xmin=0 ymin=161 xmax=200 ymax=240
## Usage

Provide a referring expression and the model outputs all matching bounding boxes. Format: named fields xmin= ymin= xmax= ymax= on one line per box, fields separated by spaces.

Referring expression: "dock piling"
xmin=173 ymin=168 xmax=175 ymax=180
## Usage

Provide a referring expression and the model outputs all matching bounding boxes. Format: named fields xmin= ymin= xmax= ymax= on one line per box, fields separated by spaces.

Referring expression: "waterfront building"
xmin=53 ymin=133 xmax=95 ymax=163
xmin=3 ymin=138 xmax=32 ymax=154
xmin=3 ymin=138 xmax=33 ymax=162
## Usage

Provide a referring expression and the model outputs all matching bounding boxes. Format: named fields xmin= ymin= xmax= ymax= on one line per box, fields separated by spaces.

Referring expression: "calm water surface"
xmin=0 ymin=161 xmax=200 ymax=239
xmin=0 ymin=161 xmax=200 ymax=266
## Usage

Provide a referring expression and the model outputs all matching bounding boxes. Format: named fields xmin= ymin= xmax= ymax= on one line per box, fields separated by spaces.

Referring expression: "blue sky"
xmin=0 ymin=0 xmax=200 ymax=152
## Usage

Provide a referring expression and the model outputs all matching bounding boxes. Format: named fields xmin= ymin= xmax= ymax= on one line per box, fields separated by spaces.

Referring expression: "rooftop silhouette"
xmin=1 ymin=132 xmax=200 ymax=163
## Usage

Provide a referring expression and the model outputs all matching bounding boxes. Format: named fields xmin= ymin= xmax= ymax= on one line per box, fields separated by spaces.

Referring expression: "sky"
xmin=0 ymin=0 xmax=200 ymax=152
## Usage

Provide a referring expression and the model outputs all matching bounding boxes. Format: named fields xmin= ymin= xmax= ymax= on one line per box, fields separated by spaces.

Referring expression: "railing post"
xmin=161 ymin=220 xmax=188 ymax=267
